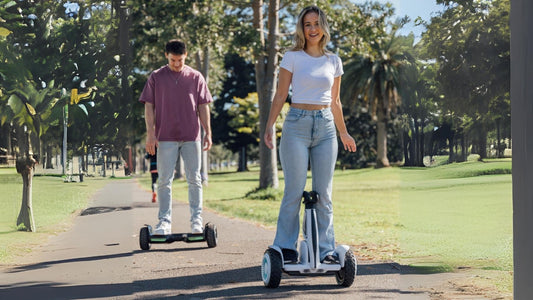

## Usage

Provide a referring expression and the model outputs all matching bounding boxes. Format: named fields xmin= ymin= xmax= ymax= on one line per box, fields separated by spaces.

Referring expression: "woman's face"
xmin=303 ymin=12 xmax=323 ymax=46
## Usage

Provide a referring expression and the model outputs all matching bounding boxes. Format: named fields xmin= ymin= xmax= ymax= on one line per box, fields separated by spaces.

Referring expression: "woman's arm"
xmin=264 ymin=68 xmax=292 ymax=149
xmin=330 ymin=76 xmax=357 ymax=152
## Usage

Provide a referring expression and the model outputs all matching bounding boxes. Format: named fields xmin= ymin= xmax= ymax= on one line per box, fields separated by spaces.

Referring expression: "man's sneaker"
xmin=154 ymin=220 xmax=171 ymax=235
xmin=281 ymin=248 xmax=298 ymax=264
xmin=151 ymin=192 xmax=157 ymax=203
xmin=191 ymin=223 xmax=203 ymax=234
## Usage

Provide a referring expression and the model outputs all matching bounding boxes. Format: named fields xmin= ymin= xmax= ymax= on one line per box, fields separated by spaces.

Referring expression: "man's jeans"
xmin=274 ymin=107 xmax=338 ymax=260
xmin=157 ymin=141 xmax=203 ymax=228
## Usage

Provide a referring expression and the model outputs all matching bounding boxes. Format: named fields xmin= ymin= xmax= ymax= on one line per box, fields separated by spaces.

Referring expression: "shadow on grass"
xmin=400 ymin=263 xmax=454 ymax=274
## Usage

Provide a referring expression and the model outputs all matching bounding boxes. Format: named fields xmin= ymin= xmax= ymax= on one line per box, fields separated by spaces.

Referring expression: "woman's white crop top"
xmin=279 ymin=50 xmax=343 ymax=105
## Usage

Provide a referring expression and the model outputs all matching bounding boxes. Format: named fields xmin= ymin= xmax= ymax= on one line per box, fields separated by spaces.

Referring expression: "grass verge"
xmin=0 ymin=168 xmax=109 ymax=264
xmin=137 ymin=157 xmax=512 ymax=295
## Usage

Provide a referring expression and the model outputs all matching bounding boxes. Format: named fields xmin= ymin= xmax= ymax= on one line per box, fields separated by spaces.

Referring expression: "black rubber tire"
xmin=205 ymin=223 xmax=217 ymax=248
xmin=336 ymin=250 xmax=357 ymax=287
xmin=139 ymin=226 xmax=151 ymax=251
xmin=261 ymin=248 xmax=282 ymax=288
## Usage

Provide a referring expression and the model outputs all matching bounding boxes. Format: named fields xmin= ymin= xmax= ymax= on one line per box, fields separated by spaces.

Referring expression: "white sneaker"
xmin=154 ymin=220 xmax=171 ymax=235
xmin=191 ymin=223 xmax=203 ymax=234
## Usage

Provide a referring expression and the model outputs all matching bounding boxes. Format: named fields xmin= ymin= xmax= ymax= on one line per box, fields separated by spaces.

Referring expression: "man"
xmin=139 ymin=39 xmax=213 ymax=235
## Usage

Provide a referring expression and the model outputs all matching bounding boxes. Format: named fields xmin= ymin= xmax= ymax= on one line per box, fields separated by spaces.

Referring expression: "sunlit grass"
xmin=137 ymin=160 xmax=512 ymax=273
xmin=138 ymin=158 xmax=512 ymax=296
xmin=0 ymin=168 xmax=108 ymax=263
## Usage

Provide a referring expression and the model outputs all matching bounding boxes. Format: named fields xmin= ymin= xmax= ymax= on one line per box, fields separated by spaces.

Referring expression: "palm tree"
xmin=342 ymin=31 xmax=414 ymax=168
xmin=6 ymin=80 xmax=62 ymax=231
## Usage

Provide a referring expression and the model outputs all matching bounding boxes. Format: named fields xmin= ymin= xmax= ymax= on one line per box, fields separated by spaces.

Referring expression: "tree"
xmin=342 ymin=30 xmax=415 ymax=168
xmin=0 ymin=0 xmax=68 ymax=231
xmin=227 ymin=93 xmax=260 ymax=171
xmin=252 ymin=0 xmax=280 ymax=188
xmin=0 ymin=0 xmax=133 ymax=230
xmin=420 ymin=0 xmax=510 ymax=160
xmin=213 ymin=53 xmax=256 ymax=169
xmin=8 ymin=82 xmax=61 ymax=231
xmin=399 ymin=56 xmax=439 ymax=166
xmin=130 ymin=0 xmax=235 ymax=180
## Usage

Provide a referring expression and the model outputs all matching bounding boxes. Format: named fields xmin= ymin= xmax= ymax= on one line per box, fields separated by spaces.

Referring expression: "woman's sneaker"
xmin=281 ymin=248 xmax=298 ymax=264
xmin=321 ymin=254 xmax=340 ymax=264
xmin=154 ymin=220 xmax=171 ymax=235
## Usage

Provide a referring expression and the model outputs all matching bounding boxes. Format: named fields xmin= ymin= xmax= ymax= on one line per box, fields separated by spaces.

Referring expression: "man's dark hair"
xmin=165 ymin=39 xmax=187 ymax=55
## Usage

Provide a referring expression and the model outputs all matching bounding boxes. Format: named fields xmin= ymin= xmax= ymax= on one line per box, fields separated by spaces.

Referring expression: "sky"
xmin=353 ymin=0 xmax=447 ymax=40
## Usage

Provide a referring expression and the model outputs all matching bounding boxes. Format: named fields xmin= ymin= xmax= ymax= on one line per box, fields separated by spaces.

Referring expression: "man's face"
xmin=165 ymin=52 xmax=187 ymax=72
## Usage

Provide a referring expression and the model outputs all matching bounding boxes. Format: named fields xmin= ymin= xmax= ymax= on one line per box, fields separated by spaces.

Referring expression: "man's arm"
xmin=144 ymin=102 xmax=157 ymax=155
xmin=198 ymin=103 xmax=212 ymax=151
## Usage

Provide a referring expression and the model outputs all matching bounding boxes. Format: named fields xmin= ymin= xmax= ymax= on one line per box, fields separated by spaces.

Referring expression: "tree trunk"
xmin=461 ymin=134 xmax=467 ymax=162
xmin=496 ymin=119 xmax=502 ymax=158
xmin=413 ymin=118 xmax=420 ymax=166
xmin=237 ymin=146 xmax=247 ymax=172
xmin=402 ymin=130 xmax=412 ymax=166
xmin=375 ymin=111 xmax=390 ymax=168
xmin=253 ymin=0 xmax=279 ymax=189
xmin=477 ymin=127 xmax=488 ymax=160
xmin=0 ymin=123 xmax=10 ymax=156
xmin=195 ymin=49 xmax=210 ymax=185
xmin=15 ymin=124 xmax=36 ymax=232
xmin=16 ymin=157 xmax=36 ymax=232
xmin=448 ymin=136 xmax=455 ymax=163
xmin=418 ymin=119 xmax=425 ymax=166
xmin=45 ymin=144 xmax=53 ymax=169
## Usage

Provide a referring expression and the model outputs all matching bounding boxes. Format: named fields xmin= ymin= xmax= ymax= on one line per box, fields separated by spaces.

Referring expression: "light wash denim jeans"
xmin=274 ymin=107 xmax=338 ymax=260
xmin=157 ymin=141 xmax=203 ymax=229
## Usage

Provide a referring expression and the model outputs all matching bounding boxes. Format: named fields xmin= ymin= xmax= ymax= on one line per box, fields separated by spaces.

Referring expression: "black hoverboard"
xmin=139 ymin=222 xmax=217 ymax=250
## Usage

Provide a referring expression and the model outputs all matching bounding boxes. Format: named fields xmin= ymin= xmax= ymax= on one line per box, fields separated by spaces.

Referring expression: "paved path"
xmin=0 ymin=179 xmax=454 ymax=299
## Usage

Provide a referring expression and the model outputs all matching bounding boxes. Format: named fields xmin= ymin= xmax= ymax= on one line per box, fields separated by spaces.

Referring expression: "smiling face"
xmin=165 ymin=52 xmax=187 ymax=72
xmin=303 ymin=12 xmax=324 ymax=47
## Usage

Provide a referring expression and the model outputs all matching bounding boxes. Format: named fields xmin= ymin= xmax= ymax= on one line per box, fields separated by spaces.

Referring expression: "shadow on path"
xmin=0 ymin=263 xmax=427 ymax=300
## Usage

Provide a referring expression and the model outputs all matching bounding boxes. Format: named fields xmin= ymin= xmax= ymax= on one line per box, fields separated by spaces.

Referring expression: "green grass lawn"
xmin=0 ymin=168 xmax=108 ymax=263
xmin=138 ymin=157 xmax=512 ymax=293
xmin=1 ymin=157 xmax=512 ymax=294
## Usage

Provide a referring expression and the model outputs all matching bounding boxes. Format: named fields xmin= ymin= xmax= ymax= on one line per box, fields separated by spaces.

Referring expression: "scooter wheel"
xmin=336 ymin=250 xmax=357 ymax=287
xmin=261 ymin=248 xmax=282 ymax=288
xmin=139 ymin=226 xmax=151 ymax=251
xmin=205 ymin=223 xmax=217 ymax=248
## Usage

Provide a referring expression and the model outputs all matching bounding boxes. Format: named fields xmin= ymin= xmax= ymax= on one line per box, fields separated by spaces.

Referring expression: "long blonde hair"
xmin=291 ymin=6 xmax=331 ymax=55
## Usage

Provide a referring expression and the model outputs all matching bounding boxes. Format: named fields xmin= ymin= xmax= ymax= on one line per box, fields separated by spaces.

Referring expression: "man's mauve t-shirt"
xmin=139 ymin=65 xmax=213 ymax=142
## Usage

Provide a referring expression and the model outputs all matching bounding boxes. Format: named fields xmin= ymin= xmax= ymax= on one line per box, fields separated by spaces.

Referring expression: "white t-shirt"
xmin=280 ymin=50 xmax=343 ymax=105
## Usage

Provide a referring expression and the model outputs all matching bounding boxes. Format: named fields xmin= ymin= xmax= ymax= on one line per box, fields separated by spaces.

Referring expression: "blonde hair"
xmin=291 ymin=6 xmax=331 ymax=55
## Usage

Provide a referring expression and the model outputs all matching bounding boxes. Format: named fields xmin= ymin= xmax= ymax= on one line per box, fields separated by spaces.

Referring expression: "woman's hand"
xmin=340 ymin=132 xmax=356 ymax=152
xmin=264 ymin=127 xmax=275 ymax=149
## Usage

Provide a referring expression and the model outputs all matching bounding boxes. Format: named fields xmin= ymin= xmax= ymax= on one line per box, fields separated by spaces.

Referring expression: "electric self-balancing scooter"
xmin=139 ymin=222 xmax=217 ymax=250
xmin=261 ymin=191 xmax=357 ymax=288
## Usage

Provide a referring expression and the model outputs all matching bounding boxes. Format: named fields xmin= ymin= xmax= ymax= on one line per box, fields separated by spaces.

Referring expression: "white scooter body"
xmin=268 ymin=211 xmax=350 ymax=274
xmin=261 ymin=191 xmax=357 ymax=288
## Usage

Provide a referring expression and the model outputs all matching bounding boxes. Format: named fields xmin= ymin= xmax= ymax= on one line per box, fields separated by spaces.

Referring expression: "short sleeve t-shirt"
xmin=280 ymin=50 xmax=343 ymax=105
xmin=139 ymin=65 xmax=213 ymax=142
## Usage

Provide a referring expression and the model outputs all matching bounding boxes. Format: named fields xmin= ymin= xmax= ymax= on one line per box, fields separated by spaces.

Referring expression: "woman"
xmin=264 ymin=5 xmax=357 ymax=264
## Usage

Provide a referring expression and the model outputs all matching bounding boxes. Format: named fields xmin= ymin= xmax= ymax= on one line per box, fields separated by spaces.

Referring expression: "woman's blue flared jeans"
xmin=274 ymin=107 xmax=338 ymax=260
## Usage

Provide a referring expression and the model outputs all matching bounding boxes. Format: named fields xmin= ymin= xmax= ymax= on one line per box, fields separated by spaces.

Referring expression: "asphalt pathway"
xmin=0 ymin=178 xmax=454 ymax=299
